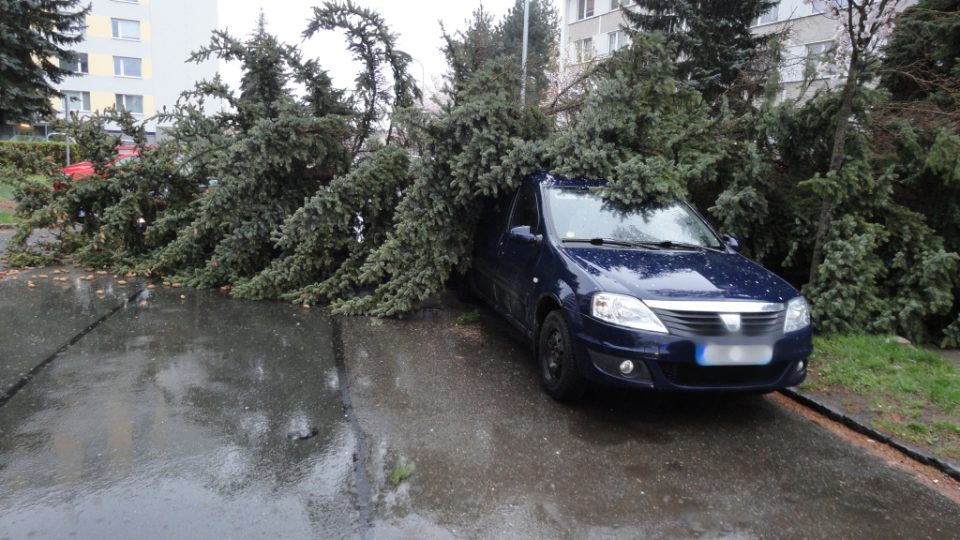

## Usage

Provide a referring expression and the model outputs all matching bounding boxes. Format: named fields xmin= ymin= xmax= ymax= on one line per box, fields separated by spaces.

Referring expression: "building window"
xmin=753 ymin=2 xmax=779 ymax=26
xmin=115 ymin=94 xmax=144 ymax=114
xmin=574 ymin=37 xmax=594 ymax=63
xmin=608 ymin=31 xmax=628 ymax=54
xmin=62 ymin=91 xmax=91 ymax=112
xmin=111 ymin=18 xmax=140 ymax=40
xmin=805 ymin=40 xmax=838 ymax=78
xmin=577 ymin=0 xmax=595 ymax=20
xmin=113 ymin=56 xmax=142 ymax=77
xmin=59 ymin=52 xmax=88 ymax=74
xmin=610 ymin=0 xmax=634 ymax=9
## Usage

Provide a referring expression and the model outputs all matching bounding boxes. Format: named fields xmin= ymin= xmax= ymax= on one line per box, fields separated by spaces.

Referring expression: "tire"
xmin=538 ymin=310 xmax=586 ymax=402
xmin=455 ymin=270 xmax=479 ymax=304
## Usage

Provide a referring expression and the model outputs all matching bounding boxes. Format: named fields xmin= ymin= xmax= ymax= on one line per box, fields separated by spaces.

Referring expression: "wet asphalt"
xmin=0 ymin=263 xmax=958 ymax=539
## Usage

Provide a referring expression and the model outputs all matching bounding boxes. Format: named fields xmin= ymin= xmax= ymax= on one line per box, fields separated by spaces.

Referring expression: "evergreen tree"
xmin=878 ymin=0 xmax=960 ymax=344
xmin=0 ymin=0 xmax=90 ymax=124
xmin=147 ymin=18 xmax=353 ymax=286
xmin=805 ymin=0 xmax=903 ymax=286
xmin=496 ymin=0 xmax=560 ymax=105
xmin=880 ymin=0 xmax=960 ymax=106
xmin=329 ymin=12 xmax=554 ymax=316
xmin=543 ymin=33 xmax=730 ymax=205
xmin=232 ymin=146 xmax=412 ymax=304
xmin=439 ymin=7 xmax=500 ymax=104
xmin=305 ymin=0 xmax=421 ymax=155
xmin=622 ymin=0 xmax=777 ymax=104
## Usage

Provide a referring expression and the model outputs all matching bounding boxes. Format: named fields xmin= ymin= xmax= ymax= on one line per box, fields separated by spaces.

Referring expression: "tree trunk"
xmin=807 ymin=54 xmax=861 ymax=286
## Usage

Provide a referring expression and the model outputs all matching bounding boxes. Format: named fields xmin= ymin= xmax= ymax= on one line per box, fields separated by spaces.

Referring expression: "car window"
xmin=477 ymin=193 xmax=512 ymax=234
xmin=114 ymin=155 xmax=138 ymax=167
xmin=509 ymin=186 xmax=539 ymax=231
xmin=543 ymin=187 xmax=723 ymax=249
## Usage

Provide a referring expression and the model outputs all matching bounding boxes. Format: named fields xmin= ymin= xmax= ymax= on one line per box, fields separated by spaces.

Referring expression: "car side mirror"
xmin=722 ymin=233 xmax=742 ymax=252
xmin=508 ymin=225 xmax=542 ymax=246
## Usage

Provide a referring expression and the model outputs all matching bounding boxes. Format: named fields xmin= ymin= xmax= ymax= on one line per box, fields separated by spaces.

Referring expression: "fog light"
xmin=796 ymin=360 xmax=805 ymax=372
xmin=619 ymin=360 xmax=634 ymax=375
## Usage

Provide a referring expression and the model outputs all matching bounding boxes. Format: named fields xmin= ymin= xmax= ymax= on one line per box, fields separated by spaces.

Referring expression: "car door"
xmin=497 ymin=184 xmax=543 ymax=331
xmin=472 ymin=193 xmax=513 ymax=305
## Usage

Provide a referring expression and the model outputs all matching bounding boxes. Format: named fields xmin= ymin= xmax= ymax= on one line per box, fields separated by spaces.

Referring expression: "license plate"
xmin=697 ymin=344 xmax=773 ymax=366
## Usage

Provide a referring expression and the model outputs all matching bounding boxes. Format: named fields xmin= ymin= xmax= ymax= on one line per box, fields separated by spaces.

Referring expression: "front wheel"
xmin=538 ymin=310 xmax=586 ymax=402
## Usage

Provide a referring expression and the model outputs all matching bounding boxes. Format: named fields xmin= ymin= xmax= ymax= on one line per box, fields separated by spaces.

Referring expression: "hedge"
xmin=0 ymin=141 xmax=88 ymax=175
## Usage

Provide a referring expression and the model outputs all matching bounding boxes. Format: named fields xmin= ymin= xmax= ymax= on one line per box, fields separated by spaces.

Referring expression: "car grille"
xmin=651 ymin=308 xmax=785 ymax=337
xmin=658 ymin=362 xmax=788 ymax=387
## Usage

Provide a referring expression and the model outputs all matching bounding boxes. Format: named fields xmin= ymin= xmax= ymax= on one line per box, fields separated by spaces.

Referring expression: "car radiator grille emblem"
xmin=648 ymin=305 xmax=785 ymax=337
xmin=719 ymin=313 xmax=742 ymax=333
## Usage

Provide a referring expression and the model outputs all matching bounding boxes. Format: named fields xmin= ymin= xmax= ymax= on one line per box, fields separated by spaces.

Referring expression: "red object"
xmin=61 ymin=146 xmax=142 ymax=180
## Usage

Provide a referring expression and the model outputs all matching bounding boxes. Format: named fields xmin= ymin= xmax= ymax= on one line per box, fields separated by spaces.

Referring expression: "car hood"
xmin=562 ymin=246 xmax=798 ymax=303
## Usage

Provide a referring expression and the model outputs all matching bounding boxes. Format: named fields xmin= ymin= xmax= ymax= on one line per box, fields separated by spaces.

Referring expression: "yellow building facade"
xmin=51 ymin=0 xmax=218 ymax=139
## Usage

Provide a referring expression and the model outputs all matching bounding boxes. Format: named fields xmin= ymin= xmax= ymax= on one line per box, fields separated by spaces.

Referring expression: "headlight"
xmin=783 ymin=297 xmax=811 ymax=333
xmin=591 ymin=293 xmax=668 ymax=333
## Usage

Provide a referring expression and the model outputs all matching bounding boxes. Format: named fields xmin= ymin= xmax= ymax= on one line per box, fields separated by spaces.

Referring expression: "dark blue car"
xmin=464 ymin=173 xmax=813 ymax=401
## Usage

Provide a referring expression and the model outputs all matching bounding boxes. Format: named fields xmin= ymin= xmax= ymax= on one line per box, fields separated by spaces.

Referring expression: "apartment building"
xmin=560 ymin=0 xmax=915 ymax=101
xmin=51 ymin=0 xmax=218 ymax=140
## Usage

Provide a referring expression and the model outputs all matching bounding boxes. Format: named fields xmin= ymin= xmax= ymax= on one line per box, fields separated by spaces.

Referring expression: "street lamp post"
xmin=520 ymin=0 xmax=530 ymax=105
xmin=63 ymin=96 xmax=71 ymax=166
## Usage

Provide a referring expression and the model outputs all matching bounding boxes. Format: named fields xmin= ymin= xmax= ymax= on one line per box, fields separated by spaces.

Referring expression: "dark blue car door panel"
xmin=498 ymin=239 xmax=541 ymax=331
xmin=496 ymin=185 xmax=543 ymax=332
xmin=472 ymin=193 xmax=513 ymax=307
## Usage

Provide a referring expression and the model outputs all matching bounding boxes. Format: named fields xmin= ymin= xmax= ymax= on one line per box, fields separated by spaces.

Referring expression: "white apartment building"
xmin=51 ymin=0 xmax=219 ymax=139
xmin=560 ymin=0 xmax=916 ymax=101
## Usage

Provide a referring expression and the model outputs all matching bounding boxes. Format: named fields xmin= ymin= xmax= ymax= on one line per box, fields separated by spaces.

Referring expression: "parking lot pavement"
xmin=0 ymin=285 xmax=359 ymax=539
xmin=341 ymin=306 xmax=960 ymax=539
xmin=0 ymin=266 xmax=144 ymax=400
xmin=0 ymin=276 xmax=957 ymax=539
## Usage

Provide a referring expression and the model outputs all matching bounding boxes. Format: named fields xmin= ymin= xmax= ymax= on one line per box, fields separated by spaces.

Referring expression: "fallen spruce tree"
xmin=4 ymin=0 xmax=960 ymax=345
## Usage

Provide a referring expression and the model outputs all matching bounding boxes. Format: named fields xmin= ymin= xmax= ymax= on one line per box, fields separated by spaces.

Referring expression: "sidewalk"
xmin=788 ymin=339 xmax=960 ymax=480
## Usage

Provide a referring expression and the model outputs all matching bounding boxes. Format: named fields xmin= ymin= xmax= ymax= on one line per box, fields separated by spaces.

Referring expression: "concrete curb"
xmin=780 ymin=387 xmax=960 ymax=483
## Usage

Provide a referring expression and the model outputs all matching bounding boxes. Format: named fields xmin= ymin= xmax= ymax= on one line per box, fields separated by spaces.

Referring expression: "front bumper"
xmin=565 ymin=308 xmax=813 ymax=392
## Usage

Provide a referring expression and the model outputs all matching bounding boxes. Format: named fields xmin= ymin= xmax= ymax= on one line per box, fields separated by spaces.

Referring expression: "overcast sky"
xmin=216 ymin=0 xmax=563 ymax=97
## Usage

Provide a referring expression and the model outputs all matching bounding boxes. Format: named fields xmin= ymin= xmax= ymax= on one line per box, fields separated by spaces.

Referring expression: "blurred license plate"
xmin=697 ymin=344 xmax=773 ymax=366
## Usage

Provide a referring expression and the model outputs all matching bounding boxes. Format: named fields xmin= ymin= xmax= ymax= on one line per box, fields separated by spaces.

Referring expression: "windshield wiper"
xmin=562 ymin=238 xmax=663 ymax=249
xmin=562 ymin=238 xmax=722 ymax=252
xmin=639 ymin=240 xmax=723 ymax=252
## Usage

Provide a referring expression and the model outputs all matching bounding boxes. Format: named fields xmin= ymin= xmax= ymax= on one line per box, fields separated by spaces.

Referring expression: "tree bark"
xmin=807 ymin=0 xmax=871 ymax=286
xmin=807 ymin=55 xmax=861 ymax=286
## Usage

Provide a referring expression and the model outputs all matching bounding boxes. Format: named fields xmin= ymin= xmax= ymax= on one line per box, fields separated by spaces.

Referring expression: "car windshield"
xmin=543 ymin=187 xmax=723 ymax=250
xmin=114 ymin=155 xmax=138 ymax=167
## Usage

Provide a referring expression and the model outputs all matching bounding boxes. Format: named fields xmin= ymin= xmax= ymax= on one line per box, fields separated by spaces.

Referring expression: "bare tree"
xmin=806 ymin=0 xmax=902 ymax=285
xmin=542 ymin=56 xmax=598 ymax=122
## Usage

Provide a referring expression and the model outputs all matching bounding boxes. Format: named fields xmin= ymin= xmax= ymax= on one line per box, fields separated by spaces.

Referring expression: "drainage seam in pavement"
xmin=0 ymin=285 xmax=148 ymax=408
xmin=331 ymin=315 xmax=374 ymax=539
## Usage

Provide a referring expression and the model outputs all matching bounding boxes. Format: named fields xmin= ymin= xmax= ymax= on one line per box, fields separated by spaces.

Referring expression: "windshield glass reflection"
xmin=544 ymin=187 xmax=723 ymax=249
